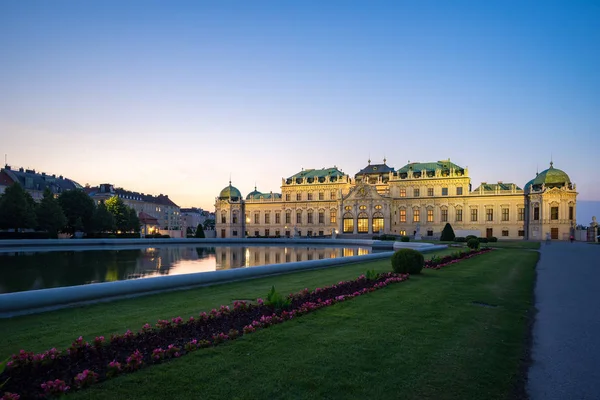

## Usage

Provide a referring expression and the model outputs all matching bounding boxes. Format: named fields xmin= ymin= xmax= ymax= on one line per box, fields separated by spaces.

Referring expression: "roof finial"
xmin=550 ymin=153 xmax=553 ymax=168
xmin=254 ymin=182 xmax=257 ymax=191
xmin=368 ymin=153 xmax=371 ymax=165
xmin=383 ymin=155 xmax=386 ymax=164
xmin=229 ymin=173 xmax=232 ymax=186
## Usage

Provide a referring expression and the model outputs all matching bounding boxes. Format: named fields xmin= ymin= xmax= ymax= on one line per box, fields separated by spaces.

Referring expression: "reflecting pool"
xmin=0 ymin=245 xmax=372 ymax=294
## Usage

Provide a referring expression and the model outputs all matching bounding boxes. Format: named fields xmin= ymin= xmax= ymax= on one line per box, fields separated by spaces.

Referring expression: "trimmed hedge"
xmin=400 ymin=235 xmax=410 ymax=242
xmin=467 ymin=238 xmax=480 ymax=250
xmin=488 ymin=236 xmax=498 ymax=242
xmin=391 ymin=248 xmax=424 ymax=274
xmin=454 ymin=237 xmax=466 ymax=242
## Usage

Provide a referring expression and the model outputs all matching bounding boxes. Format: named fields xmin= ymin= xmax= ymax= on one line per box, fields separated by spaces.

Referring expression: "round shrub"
xmin=466 ymin=235 xmax=477 ymax=241
xmin=488 ymin=236 xmax=498 ymax=242
xmin=400 ymin=235 xmax=410 ymax=242
xmin=391 ymin=248 xmax=424 ymax=274
xmin=467 ymin=238 xmax=480 ymax=250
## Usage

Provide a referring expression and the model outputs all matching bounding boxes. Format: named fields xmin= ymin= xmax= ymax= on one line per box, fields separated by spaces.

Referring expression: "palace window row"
xmin=284 ymin=191 xmax=337 ymax=202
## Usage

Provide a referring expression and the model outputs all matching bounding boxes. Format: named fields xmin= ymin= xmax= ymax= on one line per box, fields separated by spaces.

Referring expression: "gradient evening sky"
xmin=1 ymin=1 xmax=599 ymax=222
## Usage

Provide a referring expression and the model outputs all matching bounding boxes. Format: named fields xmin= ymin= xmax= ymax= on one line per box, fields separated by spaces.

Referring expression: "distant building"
xmin=180 ymin=208 xmax=215 ymax=233
xmin=0 ymin=165 xmax=82 ymax=200
xmin=216 ymin=159 xmax=578 ymax=241
xmin=85 ymin=183 xmax=182 ymax=237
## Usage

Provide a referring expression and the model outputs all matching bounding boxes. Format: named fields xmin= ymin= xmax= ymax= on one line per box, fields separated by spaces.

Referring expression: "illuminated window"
xmin=343 ymin=213 xmax=354 ymax=233
xmin=357 ymin=212 xmax=369 ymax=233
xmin=330 ymin=210 xmax=336 ymax=224
xmin=456 ymin=209 xmax=463 ymax=222
xmin=372 ymin=212 xmax=384 ymax=232
xmin=296 ymin=211 xmax=302 ymax=224
xmin=413 ymin=209 xmax=420 ymax=222
xmin=456 ymin=187 xmax=463 ymax=195
xmin=318 ymin=211 xmax=324 ymax=224
xmin=375 ymin=205 xmax=382 ymax=210
xmin=307 ymin=210 xmax=314 ymax=224
xmin=441 ymin=209 xmax=448 ymax=222
xmin=518 ymin=208 xmax=524 ymax=221
xmin=399 ymin=188 xmax=406 ymax=197
xmin=551 ymin=207 xmax=559 ymax=220
xmin=471 ymin=209 xmax=478 ymax=222
xmin=427 ymin=188 xmax=433 ymax=196
xmin=345 ymin=206 xmax=352 ymax=211
xmin=359 ymin=205 xmax=367 ymax=210
xmin=427 ymin=209 xmax=433 ymax=222
xmin=399 ymin=209 xmax=406 ymax=222
xmin=502 ymin=208 xmax=509 ymax=221
xmin=414 ymin=188 xmax=420 ymax=197
xmin=486 ymin=208 xmax=493 ymax=222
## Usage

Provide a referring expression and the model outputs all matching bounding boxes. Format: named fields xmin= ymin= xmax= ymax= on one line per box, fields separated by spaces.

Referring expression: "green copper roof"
xmin=396 ymin=160 xmax=464 ymax=174
xmin=473 ymin=182 xmax=522 ymax=192
xmin=286 ymin=167 xmax=346 ymax=184
xmin=531 ymin=162 xmax=571 ymax=188
xmin=219 ymin=183 xmax=242 ymax=200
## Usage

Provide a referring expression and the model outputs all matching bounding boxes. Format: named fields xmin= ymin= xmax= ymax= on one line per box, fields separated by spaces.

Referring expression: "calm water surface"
xmin=0 ymin=245 xmax=371 ymax=294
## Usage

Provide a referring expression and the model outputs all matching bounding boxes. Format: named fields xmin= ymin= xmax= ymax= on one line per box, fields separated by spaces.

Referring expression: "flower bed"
xmin=1 ymin=272 xmax=409 ymax=400
xmin=424 ymin=248 xmax=492 ymax=270
xmin=0 ymin=247 xmax=494 ymax=400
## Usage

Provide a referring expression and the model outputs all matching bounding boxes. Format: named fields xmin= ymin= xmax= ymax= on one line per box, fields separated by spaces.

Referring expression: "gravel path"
xmin=528 ymin=241 xmax=600 ymax=400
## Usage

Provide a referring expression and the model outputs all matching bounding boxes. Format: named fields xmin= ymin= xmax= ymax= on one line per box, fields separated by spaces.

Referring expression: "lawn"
xmin=422 ymin=239 xmax=541 ymax=250
xmin=1 ymin=248 xmax=538 ymax=400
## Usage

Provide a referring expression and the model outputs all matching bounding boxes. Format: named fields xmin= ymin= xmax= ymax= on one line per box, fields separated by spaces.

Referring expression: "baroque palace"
xmin=215 ymin=159 xmax=577 ymax=241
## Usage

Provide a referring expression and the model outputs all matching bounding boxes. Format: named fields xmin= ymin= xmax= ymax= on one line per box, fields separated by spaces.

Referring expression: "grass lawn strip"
xmin=67 ymin=249 xmax=537 ymax=400
xmin=0 ymin=249 xmax=453 ymax=359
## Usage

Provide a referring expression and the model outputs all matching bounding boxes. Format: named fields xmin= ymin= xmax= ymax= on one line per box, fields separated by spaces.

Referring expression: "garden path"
xmin=528 ymin=241 xmax=600 ymax=400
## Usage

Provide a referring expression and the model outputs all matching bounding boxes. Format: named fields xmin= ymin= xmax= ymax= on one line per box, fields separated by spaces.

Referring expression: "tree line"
xmin=0 ymin=183 xmax=141 ymax=237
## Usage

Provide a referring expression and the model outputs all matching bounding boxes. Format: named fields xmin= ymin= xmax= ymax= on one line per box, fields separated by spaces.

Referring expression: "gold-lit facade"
xmin=215 ymin=159 xmax=578 ymax=241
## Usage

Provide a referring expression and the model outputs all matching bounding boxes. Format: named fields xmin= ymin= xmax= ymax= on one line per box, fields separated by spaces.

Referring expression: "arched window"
xmin=343 ymin=212 xmax=354 ymax=233
xmin=221 ymin=211 xmax=226 ymax=224
xmin=357 ymin=212 xmax=369 ymax=233
xmin=232 ymin=210 xmax=238 ymax=224
xmin=307 ymin=209 xmax=314 ymax=224
xmin=372 ymin=212 xmax=384 ymax=233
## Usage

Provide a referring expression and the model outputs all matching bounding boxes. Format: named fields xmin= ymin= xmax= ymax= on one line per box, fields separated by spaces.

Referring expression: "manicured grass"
xmin=2 ymin=248 xmax=538 ymax=399
xmin=422 ymin=239 xmax=541 ymax=250
xmin=0 ymin=249 xmax=450 ymax=358
xmin=67 ymin=249 xmax=536 ymax=400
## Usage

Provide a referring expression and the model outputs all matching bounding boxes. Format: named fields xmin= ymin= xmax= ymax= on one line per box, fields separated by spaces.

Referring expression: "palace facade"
xmin=215 ymin=159 xmax=577 ymax=241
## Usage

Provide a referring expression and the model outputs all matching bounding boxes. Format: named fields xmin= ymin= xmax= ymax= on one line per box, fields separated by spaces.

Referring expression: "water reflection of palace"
xmin=214 ymin=246 xmax=370 ymax=270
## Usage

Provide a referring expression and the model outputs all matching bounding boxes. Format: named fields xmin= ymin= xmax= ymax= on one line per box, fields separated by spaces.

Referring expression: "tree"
xmin=203 ymin=218 xmax=215 ymax=230
xmin=92 ymin=201 xmax=115 ymax=233
xmin=105 ymin=196 xmax=129 ymax=232
xmin=36 ymin=188 xmax=67 ymax=237
xmin=195 ymin=223 xmax=205 ymax=238
xmin=186 ymin=226 xmax=194 ymax=236
xmin=0 ymin=182 xmax=37 ymax=231
xmin=126 ymin=207 xmax=140 ymax=232
xmin=58 ymin=189 xmax=96 ymax=233
xmin=440 ymin=223 xmax=456 ymax=242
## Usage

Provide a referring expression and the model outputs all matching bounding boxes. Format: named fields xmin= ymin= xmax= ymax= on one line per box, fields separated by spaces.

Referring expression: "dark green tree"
xmin=36 ymin=188 xmax=67 ymax=237
xmin=440 ymin=223 xmax=456 ymax=241
xmin=0 ymin=182 xmax=37 ymax=231
xmin=195 ymin=223 xmax=205 ymax=238
xmin=126 ymin=207 xmax=140 ymax=232
xmin=105 ymin=196 xmax=129 ymax=232
xmin=186 ymin=226 xmax=194 ymax=236
xmin=92 ymin=201 xmax=115 ymax=233
xmin=203 ymin=218 xmax=215 ymax=230
xmin=58 ymin=189 xmax=96 ymax=233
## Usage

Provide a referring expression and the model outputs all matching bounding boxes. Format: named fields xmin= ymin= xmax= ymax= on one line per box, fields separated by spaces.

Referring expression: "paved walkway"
xmin=528 ymin=241 xmax=600 ymax=400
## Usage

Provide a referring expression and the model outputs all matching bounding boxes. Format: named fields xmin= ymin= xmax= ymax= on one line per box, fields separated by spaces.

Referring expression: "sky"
xmin=1 ymin=1 xmax=599 ymax=222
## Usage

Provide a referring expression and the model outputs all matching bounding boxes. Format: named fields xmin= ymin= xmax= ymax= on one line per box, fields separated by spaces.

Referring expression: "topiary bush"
xmin=488 ymin=236 xmax=498 ymax=242
xmin=391 ymin=248 xmax=424 ymax=274
xmin=466 ymin=235 xmax=477 ymax=241
xmin=477 ymin=237 xmax=488 ymax=243
xmin=467 ymin=238 xmax=480 ymax=250
xmin=454 ymin=237 xmax=466 ymax=242
xmin=440 ymin=223 xmax=456 ymax=241
xmin=400 ymin=235 xmax=410 ymax=242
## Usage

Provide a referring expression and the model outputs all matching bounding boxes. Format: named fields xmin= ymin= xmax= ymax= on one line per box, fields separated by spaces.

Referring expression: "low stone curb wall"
xmin=0 ymin=251 xmax=394 ymax=318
